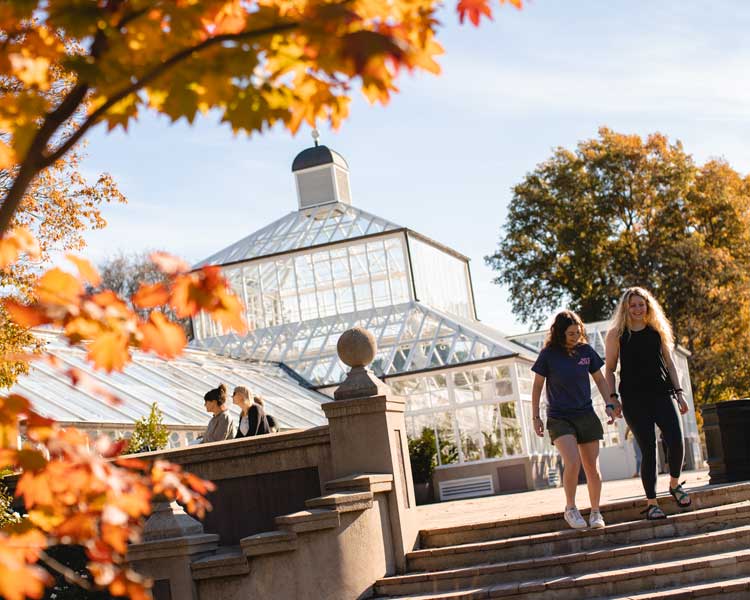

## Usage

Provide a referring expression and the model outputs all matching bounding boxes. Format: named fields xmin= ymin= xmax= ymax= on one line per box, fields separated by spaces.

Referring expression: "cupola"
xmin=291 ymin=131 xmax=352 ymax=210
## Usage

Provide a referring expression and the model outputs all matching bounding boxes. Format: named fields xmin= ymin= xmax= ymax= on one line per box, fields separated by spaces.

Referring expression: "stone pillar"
xmin=128 ymin=501 xmax=219 ymax=600
xmin=703 ymin=398 xmax=750 ymax=484
xmin=322 ymin=327 xmax=418 ymax=572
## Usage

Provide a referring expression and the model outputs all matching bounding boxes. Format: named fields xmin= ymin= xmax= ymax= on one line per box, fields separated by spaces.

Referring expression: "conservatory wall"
xmin=407 ymin=234 xmax=475 ymax=320
xmin=387 ymin=357 xmax=554 ymax=499
xmin=192 ymin=232 xmax=412 ymax=338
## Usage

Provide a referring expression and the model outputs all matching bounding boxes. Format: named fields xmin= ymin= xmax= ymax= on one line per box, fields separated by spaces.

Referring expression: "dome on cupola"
xmin=291 ymin=130 xmax=352 ymax=210
xmin=291 ymin=145 xmax=349 ymax=172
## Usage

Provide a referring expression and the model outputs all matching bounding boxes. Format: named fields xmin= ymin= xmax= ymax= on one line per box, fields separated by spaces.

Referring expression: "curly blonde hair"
xmin=609 ymin=287 xmax=674 ymax=349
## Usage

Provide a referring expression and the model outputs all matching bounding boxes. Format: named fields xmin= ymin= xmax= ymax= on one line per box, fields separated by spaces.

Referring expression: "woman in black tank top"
xmin=604 ymin=287 xmax=691 ymax=520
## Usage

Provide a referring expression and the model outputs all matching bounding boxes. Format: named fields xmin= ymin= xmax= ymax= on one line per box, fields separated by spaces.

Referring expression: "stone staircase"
xmin=373 ymin=482 xmax=750 ymax=600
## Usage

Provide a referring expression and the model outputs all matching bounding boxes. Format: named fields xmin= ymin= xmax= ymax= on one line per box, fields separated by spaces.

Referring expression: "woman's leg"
xmin=578 ymin=441 xmax=602 ymax=510
xmin=622 ymin=400 xmax=658 ymax=503
xmin=654 ymin=396 xmax=685 ymax=487
xmin=553 ymin=434 xmax=581 ymax=508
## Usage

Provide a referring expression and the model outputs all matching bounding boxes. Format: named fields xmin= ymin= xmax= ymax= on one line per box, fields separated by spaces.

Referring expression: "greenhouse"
xmin=10 ymin=141 xmax=703 ymax=501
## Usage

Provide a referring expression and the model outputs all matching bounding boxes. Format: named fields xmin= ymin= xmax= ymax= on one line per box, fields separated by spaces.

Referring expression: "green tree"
xmin=125 ymin=403 xmax=170 ymax=454
xmin=486 ymin=127 xmax=750 ymax=405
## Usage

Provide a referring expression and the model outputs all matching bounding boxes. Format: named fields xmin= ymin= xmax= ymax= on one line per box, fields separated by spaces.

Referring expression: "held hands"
xmin=533 ymin=416 xmax=544 ymax=437
xmin=605 ymin=399 xmax=623 ymax=425
xmin=676 ymin=391 xmax=689 ymax=415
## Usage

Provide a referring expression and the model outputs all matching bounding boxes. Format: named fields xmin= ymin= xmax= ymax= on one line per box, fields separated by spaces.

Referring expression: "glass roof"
xmin=9 ymin=332 xmax=330 ymax=429
xmin=194 ymin=203 xmax=402 ymax=268
xmin=191 ymin=301 xmax=530 ymax=387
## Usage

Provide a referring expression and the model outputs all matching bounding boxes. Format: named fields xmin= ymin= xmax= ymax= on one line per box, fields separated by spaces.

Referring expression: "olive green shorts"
xmin=546 ymin=411 xmax=604 ymax=444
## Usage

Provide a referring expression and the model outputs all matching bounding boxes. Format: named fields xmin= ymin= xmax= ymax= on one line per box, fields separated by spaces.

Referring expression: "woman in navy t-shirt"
xmin=531 ymin=310 xmax=622 ymax=530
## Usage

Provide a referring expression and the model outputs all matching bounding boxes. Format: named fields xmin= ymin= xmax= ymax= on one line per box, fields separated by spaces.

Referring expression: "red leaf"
xmin=457 ymin=0 xmax=493 ymax=25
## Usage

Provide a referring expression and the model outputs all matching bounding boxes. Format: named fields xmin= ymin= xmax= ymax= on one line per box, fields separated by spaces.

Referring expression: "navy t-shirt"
xmin=531 ymin=344 xmax=604 ymax=418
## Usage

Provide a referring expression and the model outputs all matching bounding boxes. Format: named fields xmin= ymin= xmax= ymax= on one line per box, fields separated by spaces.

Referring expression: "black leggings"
xmin=622 ymin=392 xmax=684 ymax=499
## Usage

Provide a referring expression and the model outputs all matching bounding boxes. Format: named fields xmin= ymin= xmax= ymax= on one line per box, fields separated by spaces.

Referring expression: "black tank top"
xmin=618 ymin=326 xmax=671 ymax=395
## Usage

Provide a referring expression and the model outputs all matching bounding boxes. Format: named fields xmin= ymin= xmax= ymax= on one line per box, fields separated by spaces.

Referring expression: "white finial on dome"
xmin=311 ymin=128 xmax=320 ymax=147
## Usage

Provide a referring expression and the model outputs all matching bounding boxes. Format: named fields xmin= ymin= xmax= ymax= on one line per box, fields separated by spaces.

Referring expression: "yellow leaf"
xmin=8 ymin=54 xmax=51 ymax=89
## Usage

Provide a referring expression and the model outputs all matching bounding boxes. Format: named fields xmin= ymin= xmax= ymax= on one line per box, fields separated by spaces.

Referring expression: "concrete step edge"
xmin=420 ymin=481 xmax=750 ymax=541
xmin=606 ymin=574 xmax=750 ymax=599
xmin=374 ymin=547 xmax=750 ymax=599
xmin=377 ymin=524 xmax=750 ymax=589
xmin=409 ymin=501 xmax=750 ymax=562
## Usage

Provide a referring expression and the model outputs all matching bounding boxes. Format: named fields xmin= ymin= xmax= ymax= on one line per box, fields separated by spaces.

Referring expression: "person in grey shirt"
xmin=201 ymin=384 xmax=235 ymax=443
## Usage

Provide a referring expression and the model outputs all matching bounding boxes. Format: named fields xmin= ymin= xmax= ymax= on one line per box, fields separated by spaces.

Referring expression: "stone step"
xmin=408 ymin=501 xmax=750 ymax=572
xmin=375 ymin=524 xmax=750 ymax=596
xmin=609 ymin=574 xmax=750 ymax=599
xmin=372 ymin=547 xmax=750 ymax=599
xmin=420 ymin=482 xmax=750 ymax=549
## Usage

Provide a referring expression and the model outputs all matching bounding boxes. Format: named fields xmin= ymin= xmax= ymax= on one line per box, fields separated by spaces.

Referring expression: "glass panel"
xmin=501 ymin=402 xmax=523 ymax=456
xmin=243 ymin=264 xmax=263 ymax=330
xmin=456 ymin=407 xmax=482 ymax=461
xmin=409 ymin=236 xmax=473 ymax=319
xmin=349 ymin=244 xmax=373 ymax=310
xmin=434 ymin=412 xmax=458 ymax=466
xmin=385 ymin=237 xmax=409 ymax=303
xmin=277 ymin=258 xmax=300 ymax=324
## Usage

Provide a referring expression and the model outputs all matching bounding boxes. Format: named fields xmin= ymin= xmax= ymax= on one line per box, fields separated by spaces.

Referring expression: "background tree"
xmin=97 ymin=252 xmax=193 ymax=339
xmin=125 ymin=403 xmax=170 ymax=454
xmin=0 ymin=141 xmax=125 ymax=388
xmin=486 ymin=127 xmax=750 ymax=405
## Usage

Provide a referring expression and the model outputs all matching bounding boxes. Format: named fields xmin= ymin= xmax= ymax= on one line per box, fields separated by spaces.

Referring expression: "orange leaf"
xmin=66 ymin=254 xmax=102 ymax=287
xmin=88 ymin=331 xmax=130 ymax=372
xmin=3 ymin=300 xmax=52 ymax=328
xmin=35 ymin=268 xmax=84 ymax=307
xmin=150 ymin=252 xmax=189 ymax=275
xmin=132 ymin=282 xmax=170 ymax=309
xmin=16 ymin=471 xmax=55 ymax=507
xmin=138 ymin=312 xmax=187 ymax=358
xmin=0 ymin=227 xmax=41 ymax=269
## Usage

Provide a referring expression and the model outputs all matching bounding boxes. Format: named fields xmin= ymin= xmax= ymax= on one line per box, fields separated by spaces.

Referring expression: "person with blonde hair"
xmin=531 ymin=310 xmax=620 ymax=530
xmin=604 ymin=287 xmax=690 ymax=520
xmin=232 ymin=386 xmax=271 ymax=438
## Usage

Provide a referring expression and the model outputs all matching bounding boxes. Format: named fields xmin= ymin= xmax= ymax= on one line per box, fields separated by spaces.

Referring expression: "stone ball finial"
xmin=337 ymin=327 xmax=377 ymax=368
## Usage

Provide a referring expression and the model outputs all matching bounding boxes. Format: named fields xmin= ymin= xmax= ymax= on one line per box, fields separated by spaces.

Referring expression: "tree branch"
xmin=42 ymin=20 xmax=301 ymax=168
xmin=0 ymin=83 xmax=89 ymax=235
xmin=38 ymin=550 xmax=94 ymax=591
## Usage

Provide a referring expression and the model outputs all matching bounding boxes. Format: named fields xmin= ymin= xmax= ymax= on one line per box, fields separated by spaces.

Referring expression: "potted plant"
xmin=408 ymin=428 xmax=437 ymax=505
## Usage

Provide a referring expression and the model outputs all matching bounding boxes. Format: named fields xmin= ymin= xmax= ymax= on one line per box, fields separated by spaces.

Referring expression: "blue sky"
xmin=77 ymin=0 xmax=750 ymax=335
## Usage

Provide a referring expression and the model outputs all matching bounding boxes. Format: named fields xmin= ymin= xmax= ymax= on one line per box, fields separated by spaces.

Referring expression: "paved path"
xmin=417 ymin=469 xmax=710 ymax=530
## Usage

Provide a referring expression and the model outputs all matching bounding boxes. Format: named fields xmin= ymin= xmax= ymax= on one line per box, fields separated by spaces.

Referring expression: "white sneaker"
xmin=564 ymin=506 xmax=587 ymax=530
xmin=589 ymin=510 xmax=605 ymax=529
